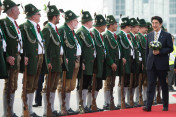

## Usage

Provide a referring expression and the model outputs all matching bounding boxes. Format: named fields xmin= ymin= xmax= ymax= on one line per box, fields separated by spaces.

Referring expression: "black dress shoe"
xmin=125 ymin=103 xmax=133 ymax=108
xmin=162 ymin=107 xmax=168 ymax=111
xmin=32 ymin=103 xmax=42 ymax=107
xmin=143 ymin=107 xmax=151 ymax=112
xmin=67 ymin=108 xmax=78 ymax=115
xmin=97 ymin=107 xmax=104 ymax=111
xmin=53 ymin=110 xmax=61 ymax=116
xmin=30 ymin=112 xmax=41 ymax=117
xmin=114 ymin=106 xmax=120 ymax=110
xmin=103 ymin=104 xmax=110 ymax=110
xmin=116 ymin=104 xmax=121 ymax=109
xmin=84 ymin=106 xmax=90 ymax=113
xmin=133 ymin=102 xmax=142 ymax=107
xmin=12 ymin=113 xmax=18 ymax=117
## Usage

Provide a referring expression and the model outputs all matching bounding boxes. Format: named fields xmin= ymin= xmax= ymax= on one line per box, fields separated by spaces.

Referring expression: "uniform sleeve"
xmin=159 ymin=33 xmax=173 ymax=55
xmin=42 ymin=28 xmax=50 ymax=64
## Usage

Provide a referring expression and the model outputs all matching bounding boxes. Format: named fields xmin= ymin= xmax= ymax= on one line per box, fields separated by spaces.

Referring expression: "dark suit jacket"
xmin=174 ymin=57 xmax=176 ymax=69
xmin=146 ymin=30 xmax=173 ymax=71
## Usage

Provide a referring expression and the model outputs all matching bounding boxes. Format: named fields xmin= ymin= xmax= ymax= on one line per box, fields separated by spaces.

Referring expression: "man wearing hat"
xmin=147 ymin=22 xmax=153 ymax=33
xmin=103 ymin=15 xmax=121 ymax=110
xmin=128 ymin=18 xmax=140 ymax=107
xmin=76 ymin=10 xmax=95 ymax=113
xmin=89 ymin=14 xmax=106 ymax=111
xmin=0 ymin=0 xmax=28 ymax=116
xmin=19 ymin=3 xmax=43 ymax=117
xmin=0 ymin=0 xmax=8 ymax=79
xmin=41 ymin=5 xmax=66 ymax=116
xmin=136 ymin=18 xmax=148 ymax=106
xmin=58 ymin=10 xmax=81 ymax=115
xmin=116 ymin=17 xmax=133 ymax=109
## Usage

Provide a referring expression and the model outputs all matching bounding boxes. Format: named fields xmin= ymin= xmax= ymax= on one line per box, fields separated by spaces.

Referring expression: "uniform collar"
xmin=83 ymin=25 xmax=91 ymax=32
xmin=155 ymin=29 xmax=161 ymax=35
xmin=29 ymin=20 xmax=37 ymax=28
xmin=7 ymin=16 xmax=15 ymax=24
xmin=121 ymin=30 xmax=127 ymax=37
xmin=48 ymin=22 xmax=56 ymax=30
xmin=94 ymin=28 xmax=100 ymax=34
xmin=107 ymin=30 xmax=114 ymax=35
xmin=130 ymin=32 xmax=135 ymax=37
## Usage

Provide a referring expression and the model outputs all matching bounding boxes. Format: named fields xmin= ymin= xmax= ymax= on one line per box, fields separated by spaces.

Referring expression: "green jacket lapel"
xmin=82 ymin=26 xmax=94 ymax=46
xmin=27 ymin=20 xmax=38 ymax=40
xmin=107 ymin=30 xmax=118 ymax=45
xmin=93 ymin=28 xmax=105 ymax=48
xmin=65 ymin=24 xmax=77 ymax=44
xmin=138 ymin=32 xmax=146 ymax=43
xmin=47 ymin=23 xmax=61 ymax=42
xmin=6 ymin=17 xmax=18 ymax=36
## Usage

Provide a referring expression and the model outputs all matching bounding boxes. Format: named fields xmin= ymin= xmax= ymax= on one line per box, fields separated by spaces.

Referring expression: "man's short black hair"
xmin=107 ymin=25 xmax=110 ymax=29
xmin=43 ymin=21 xmax=48 ymax=26
xmin=151 ymin=16 xmax=163 ymax=24
xmin=47 ymin=15 xmax=57 ymax=21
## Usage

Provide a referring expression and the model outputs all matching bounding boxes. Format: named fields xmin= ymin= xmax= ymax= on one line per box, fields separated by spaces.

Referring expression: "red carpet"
xmin=68 ymin=104 xmax=176 ymax=117
xmin=173 ymin=94 xmax=176 ymax=98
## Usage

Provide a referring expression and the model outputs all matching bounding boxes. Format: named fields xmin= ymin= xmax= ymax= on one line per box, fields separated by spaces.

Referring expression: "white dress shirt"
xmin=154 ymin=29 xmax=161 ymax=41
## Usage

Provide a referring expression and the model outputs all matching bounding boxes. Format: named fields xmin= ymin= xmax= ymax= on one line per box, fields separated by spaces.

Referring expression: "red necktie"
xmin=55 ymin=26 xmax=59 ymax=35
xmin=127 ymin=34 xmax=131 ymax=40
xmin=72 ymin=31 xmax=75 ymax=37
xmin=145 ymin=36 xmax=147 ymax=40
xmin=90 ymin=31 xmax=94 ymax=38
xmin=14 ymin=21 xmax=20 ymax=34
xmin=100 ymin=34 xmax=103 ymax=41
xmin=37 ymin=24 xmax=41 ymax=33
xmin=114 ymin=33 xmax=117 ymax=40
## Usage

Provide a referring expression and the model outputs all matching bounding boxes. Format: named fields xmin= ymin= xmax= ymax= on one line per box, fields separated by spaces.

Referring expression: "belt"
xmin=76 ymin=56 xmax=80 ymax=63
xmin=59 ymin=55 xmax=63 ymax=59
xmin=38 ymin=54 xmax=44 ymax=56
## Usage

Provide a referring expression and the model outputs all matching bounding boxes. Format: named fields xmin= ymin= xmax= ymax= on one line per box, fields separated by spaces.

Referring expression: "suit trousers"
xmin=4 ymin=54 xmax=21 ymax=93
xmin=146 ymin=64 xmax=168 ymax=108
xmin=26 ymin=54 xmax=43 ymax=94
xmin=35 ymin=74 xmax=45 ymax=105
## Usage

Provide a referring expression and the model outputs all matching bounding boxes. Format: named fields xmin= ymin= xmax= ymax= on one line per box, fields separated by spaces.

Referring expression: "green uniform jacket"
xmin=58 ymin=23 xmax=81 ymax=79
xmin=117 ymin=31 xmax=132 ymax=74
xmin=76 ymin=26 xmax=95 ymax=75
xmin=129 ymin=32 xmax=139 ymax=74
xmin=0 ymin=27 xmax=8 ymax=79
xmin=92 ymin=28 xmax=106 ymax=78
xmin=20 ymin=20 xmax=44 ymax=75
xmin=103 ymin=30 xmax=120 ymax=77
xmin=0 ymin=17 xmax=21 ymax=70
xmin=42 ymin=23 xmax=64 ymax=73
xmin=136 ymin=32 xmax=146 ymax=73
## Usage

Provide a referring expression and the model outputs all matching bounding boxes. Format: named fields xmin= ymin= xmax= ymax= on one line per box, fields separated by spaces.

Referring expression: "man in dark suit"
xmin=143 ymin=16 xmax=173 ymax=112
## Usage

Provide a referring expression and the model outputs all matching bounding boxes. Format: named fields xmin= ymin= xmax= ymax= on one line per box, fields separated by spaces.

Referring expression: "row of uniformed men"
xmin=0 ymin=0 xmax=154 ymax=117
